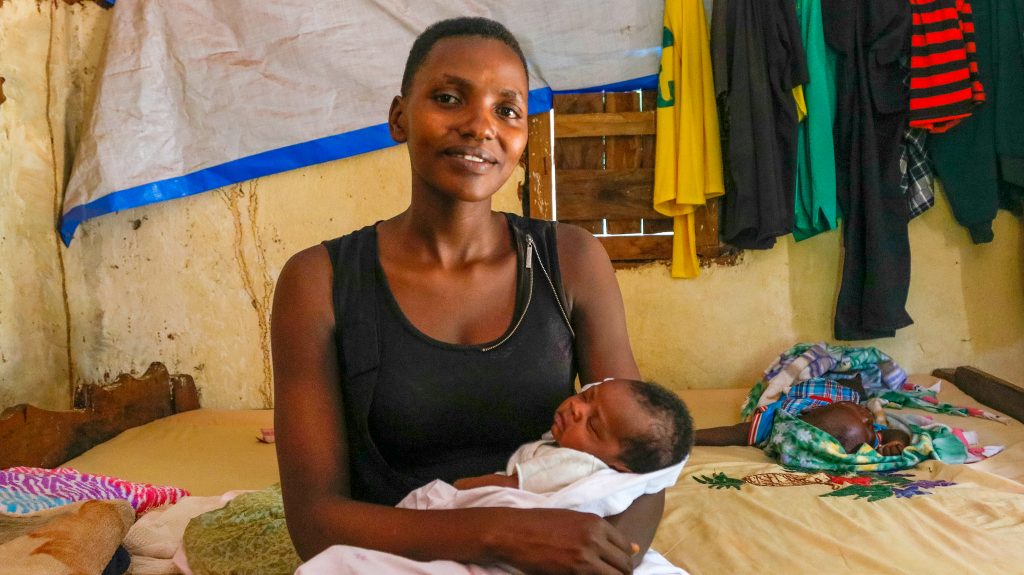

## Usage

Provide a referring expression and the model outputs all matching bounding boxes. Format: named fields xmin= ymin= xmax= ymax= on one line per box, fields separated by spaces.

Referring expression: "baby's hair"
xmin=401 ymin=17 xmax=528 ymax=96
xmin=618 ymin=380 xmax=694 ymax=473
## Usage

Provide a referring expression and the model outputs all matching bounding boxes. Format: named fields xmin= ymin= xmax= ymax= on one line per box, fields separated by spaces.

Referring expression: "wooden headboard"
xmin=0 ymin=362 xmax=200 ymax=469
xmin=932 ymin=366 xmax=1024 ymax=424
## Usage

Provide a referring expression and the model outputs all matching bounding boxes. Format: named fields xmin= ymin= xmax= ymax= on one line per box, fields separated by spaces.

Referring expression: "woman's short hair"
xmin=401 ymin=17 xmax=528 ymax=96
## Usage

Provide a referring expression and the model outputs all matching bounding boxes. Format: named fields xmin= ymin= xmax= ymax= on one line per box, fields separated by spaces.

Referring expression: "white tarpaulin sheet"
xmin=61 ymin=0 xmax=664 ymax=243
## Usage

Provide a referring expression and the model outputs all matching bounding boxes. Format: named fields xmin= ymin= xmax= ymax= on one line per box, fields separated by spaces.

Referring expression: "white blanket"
xmin=297 ymin=460 xmax=688 ymax=575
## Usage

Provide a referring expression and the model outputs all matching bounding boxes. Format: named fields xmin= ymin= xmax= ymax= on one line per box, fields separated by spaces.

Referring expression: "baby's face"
xmin=550 ymin=379 xmax=651 ymax=471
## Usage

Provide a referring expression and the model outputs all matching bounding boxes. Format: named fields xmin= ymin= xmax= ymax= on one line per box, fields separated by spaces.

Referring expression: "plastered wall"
xmin=2 ymin=2 xmax=1022 ymax=411
xmin=621 ymin=193 xmax=1024 ymax=391
xmin=0 ymin=0 xmax=110 ymax=410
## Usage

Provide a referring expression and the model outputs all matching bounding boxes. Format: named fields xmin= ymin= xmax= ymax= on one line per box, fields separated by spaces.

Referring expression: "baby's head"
xmin=798 ymin=401 xmax=875 ymax=453
xmin=550 ymin=379 xmax=694 ymax=473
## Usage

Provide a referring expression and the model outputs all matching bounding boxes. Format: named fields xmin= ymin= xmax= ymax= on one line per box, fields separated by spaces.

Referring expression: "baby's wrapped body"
xmin=749 ymin=376 xmax=907 ymax=446
xmin=698 ymin=343 xmax=1005 ymax=472
xmin=295 ymin=459 xmax=687 ymax=575
xmin=297 ymin=379 xmax=695 ymax=575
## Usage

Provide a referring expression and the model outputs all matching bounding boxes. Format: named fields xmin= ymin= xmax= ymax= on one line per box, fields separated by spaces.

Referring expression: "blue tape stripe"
xmin=552 ymin=74 xmax=659 ymax=95
xmin=61 ymin=123 xmax=394 ymax=244
xmin=60 ymin=75 xmax=656 ymax=244
xmin=528 ymin=87 xmax=552 ymax=116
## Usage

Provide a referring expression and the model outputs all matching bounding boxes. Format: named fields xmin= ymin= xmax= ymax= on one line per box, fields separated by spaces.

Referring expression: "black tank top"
xmin=323 ymin=213 xmax=576 ymax=505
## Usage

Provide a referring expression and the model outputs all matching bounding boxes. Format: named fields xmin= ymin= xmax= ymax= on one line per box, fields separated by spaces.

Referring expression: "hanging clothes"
xmin=792 ymin=0 xmax=839 ymax=241
xmin=901 ymin=128 xmax=936 ymax=219
xmin=908 ymin=0 xmax=985 ymax=133
xmin=713 ymin=0 xmax=809 ymax=250
xmin=823 ymin=1 xmax=914 ymax=340
xmin=928 ymin=0 xmax=1024 ymax=244
xmin=654 ymin=0 xmax=725 ymax=279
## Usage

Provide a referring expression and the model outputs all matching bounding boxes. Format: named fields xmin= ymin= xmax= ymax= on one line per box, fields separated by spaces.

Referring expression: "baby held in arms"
xmin=454 ymin=378 xmax=695 ymax=493
xmin=296 ymin=380 xmax=696 ymax=575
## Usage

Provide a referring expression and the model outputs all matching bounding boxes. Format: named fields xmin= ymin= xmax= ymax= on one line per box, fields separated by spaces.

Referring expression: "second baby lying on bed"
xmin=694 ymin=378 xmax=911 ymax=455
xmin=452 ymin=378 xmax=695 ymax=493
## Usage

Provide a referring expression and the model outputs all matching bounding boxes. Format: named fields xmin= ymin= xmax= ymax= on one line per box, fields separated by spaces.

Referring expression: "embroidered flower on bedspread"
xmin=691 ymin=469 xmax=957 ymax=502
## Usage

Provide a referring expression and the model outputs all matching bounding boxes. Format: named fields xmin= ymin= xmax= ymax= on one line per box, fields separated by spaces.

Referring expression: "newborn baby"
xmin=454 ymin=378 xmax=695 ymax=493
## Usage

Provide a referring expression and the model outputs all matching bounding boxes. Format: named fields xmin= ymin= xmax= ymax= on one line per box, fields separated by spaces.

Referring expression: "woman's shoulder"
xmin=504 ymin=214 xmax=603 ymax=260
xmin=277 ymin=244 xmax=333 ymax=301
xmin=321 ymin=223 xmax=379 ymax=256
xmin=308 ymin=222 xmax=386 ymax=282
xmin=278 ymin=223 xmax=374 ymax=302
xmin=550 ymin=222 xmax=614 ymax=288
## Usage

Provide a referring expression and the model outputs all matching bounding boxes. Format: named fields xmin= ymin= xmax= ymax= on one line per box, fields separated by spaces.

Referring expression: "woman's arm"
xmin=453 ymin=473 xmax=520 ymax=490
xmin=556 ymin=224 xmax=661 ymax=566
xmin=556 ymin=224 xmax=641 ymax=385
xmin=273 ymin=245 xmax=636 ymax=573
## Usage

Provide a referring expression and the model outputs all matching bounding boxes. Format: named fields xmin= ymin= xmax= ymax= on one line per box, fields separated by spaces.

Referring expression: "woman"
xmin=272 ymin=17 xmax=661 ymax=574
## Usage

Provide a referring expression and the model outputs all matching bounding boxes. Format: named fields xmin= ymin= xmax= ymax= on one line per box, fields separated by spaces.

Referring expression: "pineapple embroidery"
xmin=692 ymin=469 xmax=955 ymax=501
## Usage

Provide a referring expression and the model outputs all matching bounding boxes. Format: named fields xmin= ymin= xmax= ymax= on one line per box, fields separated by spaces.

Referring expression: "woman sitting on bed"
xmin=271 ymin=16 xmax=660 ymax=575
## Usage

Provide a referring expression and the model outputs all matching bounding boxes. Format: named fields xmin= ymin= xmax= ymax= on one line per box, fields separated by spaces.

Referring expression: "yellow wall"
xmin=0 ymin=1 xmax=111 ymax=410
xmin=622 ymin=193 xmax=1024 ymax=390
xmin=2 ymin=2 xmax=1022 ymax=411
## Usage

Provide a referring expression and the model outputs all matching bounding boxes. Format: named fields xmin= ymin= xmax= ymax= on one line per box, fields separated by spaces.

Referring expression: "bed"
xmin=655 ymin=369 xmax=1024 ymax=575
xmin=1 ymin=364 xmax=1022 ymax=574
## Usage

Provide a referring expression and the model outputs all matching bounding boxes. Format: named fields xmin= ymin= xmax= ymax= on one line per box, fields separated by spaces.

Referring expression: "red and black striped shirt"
xmin=909 ymin=0 xmax=985 ymax=133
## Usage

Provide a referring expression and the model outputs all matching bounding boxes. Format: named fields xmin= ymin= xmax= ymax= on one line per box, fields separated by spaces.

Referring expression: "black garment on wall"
xmin=714 ymin=0 xmax=809 ymax=249
xmin=824 ymin=1 xmax=914 ymax=340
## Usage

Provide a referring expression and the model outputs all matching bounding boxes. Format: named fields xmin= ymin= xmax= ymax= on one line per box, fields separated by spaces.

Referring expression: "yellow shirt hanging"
xmin=653 ymin=0 xmax=725 ymax=278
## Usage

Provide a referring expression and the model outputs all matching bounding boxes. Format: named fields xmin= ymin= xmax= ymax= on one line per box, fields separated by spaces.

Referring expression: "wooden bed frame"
xmin=0 ymin=364 xmax=1019 ymax=470
xmin=931 ymin=366 xmax=1024 ymax=424
xmin=0 ymin=362 xmax=199 ymax=469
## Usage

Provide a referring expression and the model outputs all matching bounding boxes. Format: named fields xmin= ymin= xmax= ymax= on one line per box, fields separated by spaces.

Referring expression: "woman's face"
xmin=389 ymin=36 xmax=529 ymax=204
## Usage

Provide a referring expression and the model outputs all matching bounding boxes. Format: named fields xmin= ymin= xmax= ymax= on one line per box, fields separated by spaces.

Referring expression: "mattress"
xmin=64 ymin=409 xmax=277 ymax=497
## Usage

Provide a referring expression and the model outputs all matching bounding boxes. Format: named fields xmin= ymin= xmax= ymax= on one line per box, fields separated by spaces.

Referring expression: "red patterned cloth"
xmin=1 ymin=467 xmax=188 ymax=516
xmin=909 ymin=0 xmax=985 ymax=133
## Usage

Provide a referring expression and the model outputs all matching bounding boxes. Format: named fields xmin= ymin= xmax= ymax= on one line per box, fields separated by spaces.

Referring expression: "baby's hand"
xmin=453 ymin=473 xmax=519 ymax=490
xmin=876 ymin=429 xmax=911 ymax=456
xmin=877 ymin=440 xmax=906 ymax=456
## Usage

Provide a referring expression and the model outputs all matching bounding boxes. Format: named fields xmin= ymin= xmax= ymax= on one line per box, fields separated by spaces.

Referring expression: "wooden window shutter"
xmin=525 ymin=90 xmax=727 ymax=264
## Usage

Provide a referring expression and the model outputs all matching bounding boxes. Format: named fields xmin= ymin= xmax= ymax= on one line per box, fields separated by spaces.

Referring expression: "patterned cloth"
xmin=901 ymin=128 xmax=936 ymax=218
xmin=0 ymin=467 xmax=188 ymax=516
xmin=182 ymin=484 xmax=301 ymax=575
xmin=878 ymin=388 xmax=1003 ymax=421
xmin=780 ymin=380 xmax=862 ymax=416
xmin=748 ymin=379 xmax=863 ymax=446
xmin=908 ymin=0 xmax=985 ymax=133
xmin=883 ymin=411 xmax=1005 ymax=463
xmin=764 ymin=411 xmax=968 ymax=472
xmin=742 ymin=343 xmax=908 ymax=419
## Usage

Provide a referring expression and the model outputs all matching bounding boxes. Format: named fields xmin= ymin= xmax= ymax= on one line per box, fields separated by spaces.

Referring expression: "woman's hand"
xmin=487 ymin=508 xmax=638 ymax=575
